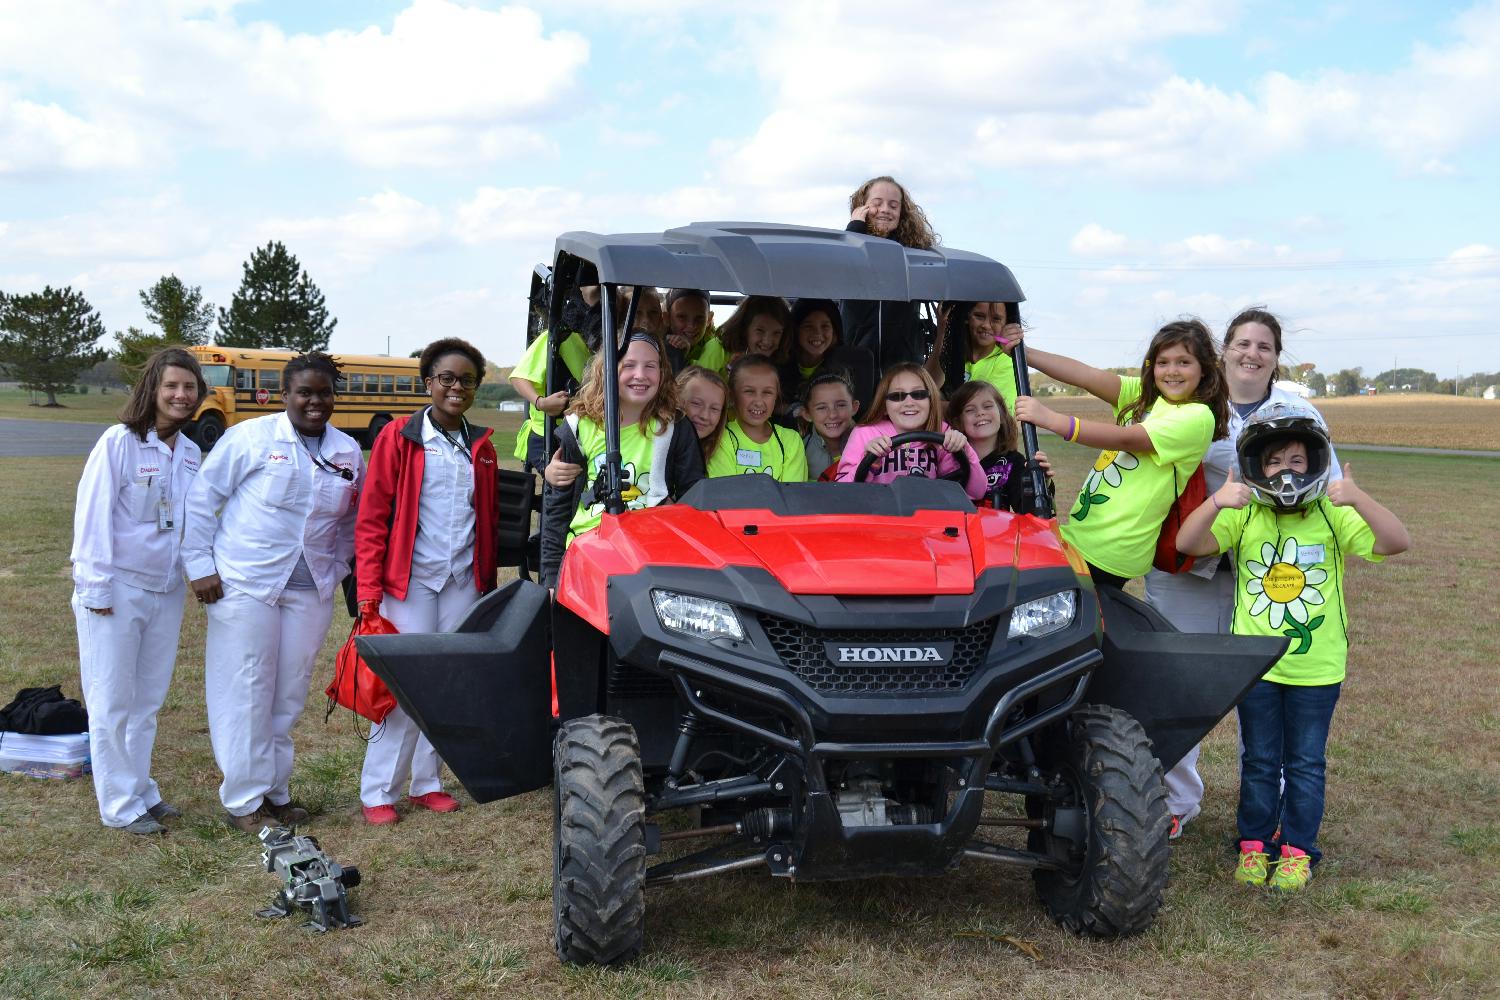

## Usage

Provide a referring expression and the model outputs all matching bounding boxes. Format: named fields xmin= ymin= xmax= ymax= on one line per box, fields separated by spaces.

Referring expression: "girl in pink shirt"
xmin=835 ymin=363 xmax=986 ymax=500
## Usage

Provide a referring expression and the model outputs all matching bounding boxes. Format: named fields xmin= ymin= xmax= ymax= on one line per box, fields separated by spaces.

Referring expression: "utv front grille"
xmin=759 ymin=615 xmax=998 ymax=694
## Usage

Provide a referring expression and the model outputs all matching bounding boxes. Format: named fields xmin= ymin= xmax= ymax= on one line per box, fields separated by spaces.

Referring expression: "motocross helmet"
xmin=1236 ymin=399 xmax=1333 ymax=511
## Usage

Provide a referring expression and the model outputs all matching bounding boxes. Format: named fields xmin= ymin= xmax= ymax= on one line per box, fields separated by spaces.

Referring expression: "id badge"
xmin=736 ymin=448 xmax=762 ymax=467
xmin=157 ymin=495 xmax=174 ymax=531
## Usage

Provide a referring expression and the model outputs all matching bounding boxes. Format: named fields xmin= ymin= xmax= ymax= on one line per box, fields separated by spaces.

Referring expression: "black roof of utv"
xmin=554 ymin=222 xmax=1026 ymax=302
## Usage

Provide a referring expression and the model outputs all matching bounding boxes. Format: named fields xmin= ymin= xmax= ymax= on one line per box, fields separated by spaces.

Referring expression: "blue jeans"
xmin=1236 ymin=679 xmax=1341 ymax=864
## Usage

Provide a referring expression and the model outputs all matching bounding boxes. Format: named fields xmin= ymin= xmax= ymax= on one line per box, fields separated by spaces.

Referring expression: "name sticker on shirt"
xmin=266 ymin=451 xmax=292 ymax=464
xmin=424 ymin=445 xmax=444 ymax=456
xmin=136 ymin=463 xmax=162 ymax=478
xmin=736 ymin=448 xmax=762 ymax=467
xmin=1297 ymin=543 xmax=1325 ymax=565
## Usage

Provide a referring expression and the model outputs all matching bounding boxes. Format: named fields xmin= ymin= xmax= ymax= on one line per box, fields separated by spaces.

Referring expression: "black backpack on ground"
xmin=0 ymin=685 xmax=88 ymax=735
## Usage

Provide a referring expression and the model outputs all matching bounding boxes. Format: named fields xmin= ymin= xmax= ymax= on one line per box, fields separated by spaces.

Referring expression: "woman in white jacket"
xmin=183 ymin=352 xmax=363 ymax=833
xmin=1144 ymin=307 xmax=1341 ymax=839
xmin=71 ymin=347 xmax=206 ymax=835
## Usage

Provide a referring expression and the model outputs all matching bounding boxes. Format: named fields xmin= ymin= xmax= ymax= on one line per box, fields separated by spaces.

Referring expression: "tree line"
xmin=0 ymin=241 xmax=335 ymax=405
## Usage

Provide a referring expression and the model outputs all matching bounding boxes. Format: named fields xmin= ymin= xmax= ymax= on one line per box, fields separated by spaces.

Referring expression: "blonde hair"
xmin=675 ymin=365 xmax=729 ymax=460
xmin=862 ymin=362 xmax=943 ymax=434
xmin=567 ymin=334 xmax=679 ymax=434
xmin=848 ymin=175 xmax=938 ymax=250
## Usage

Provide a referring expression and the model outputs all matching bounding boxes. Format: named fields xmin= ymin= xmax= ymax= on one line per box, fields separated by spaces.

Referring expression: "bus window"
xmin=236 ymin=369 xmax=254 ymax=391
xmin=346 ymin=373 xmax=364 ymax=394
xmin=260 ymin=370 xmax=281 ymax=393
xmin=396 ymin=376 xmax=413 ymax=393
xmin=381 ymin=375 xmax=395 ymax=394
xmin=201 ymin=365 xmax=232 ymax=388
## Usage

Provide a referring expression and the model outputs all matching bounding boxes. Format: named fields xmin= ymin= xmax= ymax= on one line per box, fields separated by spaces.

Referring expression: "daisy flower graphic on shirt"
xmin=1244 ymin=536 xmax=1328 ymax=654
xmin=1072 ymin=449 xmax=1139 ymax=520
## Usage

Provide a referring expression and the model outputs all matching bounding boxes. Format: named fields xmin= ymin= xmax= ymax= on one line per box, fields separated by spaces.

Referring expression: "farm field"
xmin=1 ymin=440 xmax=1497 ymax=1000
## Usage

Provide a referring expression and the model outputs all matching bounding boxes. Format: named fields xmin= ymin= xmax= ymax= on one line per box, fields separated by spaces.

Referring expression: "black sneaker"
xmin=147 ymin=801 xmax=182 ymax=821
xmin=123 ymin=814 xmax=167 ymax=836
xmin=264 ymin=800 xmax=310 ymax=825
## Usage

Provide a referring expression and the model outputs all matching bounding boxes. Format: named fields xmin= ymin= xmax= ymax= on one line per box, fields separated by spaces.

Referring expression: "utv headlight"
xmin=1007 ymin=591 xmax=1076 ymax=640
xmin=652 ymin=590 xmax=745 ymax=642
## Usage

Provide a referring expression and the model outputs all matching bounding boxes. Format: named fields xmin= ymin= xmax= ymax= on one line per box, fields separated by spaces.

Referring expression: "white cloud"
xmin=255 ymin=190 xmax=446 ymax=275
xmin=0 ymin=0 xmax=589 ymax=173
xmin=1070 ymin=224 xmax=1132 ymax=257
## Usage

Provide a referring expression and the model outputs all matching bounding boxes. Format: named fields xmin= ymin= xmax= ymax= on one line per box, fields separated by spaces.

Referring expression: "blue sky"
xmin=2 ymin=0 xmax=1497 ymax=380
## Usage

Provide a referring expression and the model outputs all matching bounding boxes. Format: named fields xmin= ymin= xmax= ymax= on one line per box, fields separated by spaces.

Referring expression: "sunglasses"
xmin=428 ymin=372 xmax=479 ymax=390
xmin=884 ymin=388 xmax=931 ymax=402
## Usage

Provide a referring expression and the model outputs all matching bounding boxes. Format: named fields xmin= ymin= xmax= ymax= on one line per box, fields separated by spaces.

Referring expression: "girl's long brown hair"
xmin=1119 ymin=319 xmax=1230 ymax=441
xmin=567 ymin=334 xmax=679 ymax=434
xmin=861 ymin=362 xmax=944 ymax=434
xmin=120 ymin=347 xmax=208 ymax=440
xmin=945 ymin=380 xmax=1018 ymax=454
xmin=675 ymin=365 xmax=728 ymax=461
xmin=717 ymin=296 xmax=792 ymax=363
xmin=848 ymin=175 xmax=938 ymax=250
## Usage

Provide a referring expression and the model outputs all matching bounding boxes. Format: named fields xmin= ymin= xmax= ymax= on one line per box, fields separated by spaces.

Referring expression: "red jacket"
xmin=355 ymin=411 xmax=500 ymax=604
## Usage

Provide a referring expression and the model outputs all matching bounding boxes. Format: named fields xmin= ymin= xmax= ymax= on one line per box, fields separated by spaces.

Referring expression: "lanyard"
xmin=429 ymin=408 xmax=473 ymax=464
xmin=297 ymin=432 xmax=354 ymax=481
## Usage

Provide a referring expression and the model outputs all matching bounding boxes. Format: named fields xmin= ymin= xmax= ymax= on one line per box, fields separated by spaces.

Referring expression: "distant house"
xmin=1485 ymin=385 xmax=1497 ymax=400
xmin=1274 ymin=379 xmax=1312 ymax=398
xmin=496 ymin=400 xmax=527 ymax=413
xmin=1361 ymin=385 xmax=1379 ymax=395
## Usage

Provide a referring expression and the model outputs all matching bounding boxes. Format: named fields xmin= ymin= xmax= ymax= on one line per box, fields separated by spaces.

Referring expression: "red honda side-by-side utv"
xmin=360 ymin=223 xmax=1287 ymax=965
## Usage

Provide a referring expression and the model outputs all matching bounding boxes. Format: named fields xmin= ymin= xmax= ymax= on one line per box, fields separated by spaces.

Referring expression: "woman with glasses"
xmin=183 ymin=352 xmax=363 ymax=833
xmin=352 ymin=337 xmax=499 ymax=826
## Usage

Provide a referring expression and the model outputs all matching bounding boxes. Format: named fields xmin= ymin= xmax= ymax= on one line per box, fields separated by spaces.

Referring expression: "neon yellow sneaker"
xmin=1268 ymin=846 xmax=1312 ymax=891
xmin=1235 ymin=840 xmax=1270 ymax=886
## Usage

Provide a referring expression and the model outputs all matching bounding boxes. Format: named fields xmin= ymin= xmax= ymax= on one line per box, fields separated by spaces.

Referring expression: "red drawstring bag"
xmin=1153 ymin=464 xmax=1208 ymax=574
xmin=325 ymin=607 xmax=399 ymax=724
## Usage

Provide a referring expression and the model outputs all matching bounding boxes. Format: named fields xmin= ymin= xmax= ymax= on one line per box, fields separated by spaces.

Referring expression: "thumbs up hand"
xmin=1214 ymin=466 xmax=1252 ymax=510
xmin=1326 ymin=462 xmax=1364 ymax=507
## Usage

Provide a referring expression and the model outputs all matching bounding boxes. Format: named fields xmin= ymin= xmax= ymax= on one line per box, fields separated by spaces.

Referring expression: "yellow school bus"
xmin=187 ymin=346 xmax=428 ymax=449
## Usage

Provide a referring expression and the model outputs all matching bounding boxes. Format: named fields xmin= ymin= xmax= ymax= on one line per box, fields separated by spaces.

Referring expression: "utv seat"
xmin=677 ymin=475 xmax=975 ymax=517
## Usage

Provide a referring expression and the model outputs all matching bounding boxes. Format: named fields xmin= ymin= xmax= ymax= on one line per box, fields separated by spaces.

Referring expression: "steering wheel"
xmin=851 ymin=430 xmax=973 ymax=486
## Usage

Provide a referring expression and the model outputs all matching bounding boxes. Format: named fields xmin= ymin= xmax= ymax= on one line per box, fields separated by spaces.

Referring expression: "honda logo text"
xmin=823 ymin=641 xmax=954 ymax=666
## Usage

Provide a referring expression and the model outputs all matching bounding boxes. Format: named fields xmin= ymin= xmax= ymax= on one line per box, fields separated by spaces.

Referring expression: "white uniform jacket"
xmin=71 ymin=424 xmax=202 ymax=608
xmin=183 ymin=413 xmax=363 ymax=605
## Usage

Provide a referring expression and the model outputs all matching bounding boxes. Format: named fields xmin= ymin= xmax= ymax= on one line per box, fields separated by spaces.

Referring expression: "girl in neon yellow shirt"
xmin=708 ymin=355 xmax=808 ymax=482
xmin=1014 ymin=319 xmax=1229 ymax=587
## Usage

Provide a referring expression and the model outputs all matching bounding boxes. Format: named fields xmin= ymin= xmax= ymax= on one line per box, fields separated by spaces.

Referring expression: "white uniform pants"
xmin=205 ymin=584 xmax=334 ymax=816
xmin=1143 ymin=565 xmax=1236 ymax=821
xmin=359 ymin=577 xmax=471 ymax=807
xmin=73 ymin=580 xmax=185 ymax=828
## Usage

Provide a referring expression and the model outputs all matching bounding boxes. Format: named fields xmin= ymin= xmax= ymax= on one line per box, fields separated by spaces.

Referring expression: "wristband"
xmin=1068 ymin=417 xmax=1082 ymax=443
xmin=1210 ymin=493 xmax=1222 ymax=511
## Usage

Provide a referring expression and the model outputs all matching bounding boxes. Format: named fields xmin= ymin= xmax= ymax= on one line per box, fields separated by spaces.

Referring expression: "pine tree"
xmin=113 ymin=326 xmax=169 ymax=386
xmin=140 ymin=274 xmax=214 ymax=344
xmin=0 ymin=286 xmax=109 ymax=406
xmin=217 ymin=241 xmax=337 ymax=353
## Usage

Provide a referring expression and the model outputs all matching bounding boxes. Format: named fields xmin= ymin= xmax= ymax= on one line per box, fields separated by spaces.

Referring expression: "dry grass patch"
xmin=2 ymin=447 xmax=1498 ymax=998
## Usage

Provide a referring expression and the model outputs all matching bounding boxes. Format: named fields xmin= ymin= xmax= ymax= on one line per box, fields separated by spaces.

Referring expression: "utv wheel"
xmin=1031 ymin=704 xmax=1170 ymax=937
xmin=552 ymin=714 xmax=646 ymax=965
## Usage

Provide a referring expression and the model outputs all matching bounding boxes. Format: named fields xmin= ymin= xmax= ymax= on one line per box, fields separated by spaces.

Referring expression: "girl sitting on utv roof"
xmin=708 ymin=355 xmax=809 ymax=482
xmin=1014 ymin=319 xmax=1228 ymax=589
xmin=539 ymin=333 xmax=705 ymax=589
xmin=946 ymin=380 xmax=1051 ymax=512
xmin=836 ymin=363 xmax=986 ymax=500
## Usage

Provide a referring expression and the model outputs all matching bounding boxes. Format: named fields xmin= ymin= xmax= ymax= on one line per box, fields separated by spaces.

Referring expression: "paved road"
xmin=0 ymin=418 xmax=111 ymax=457
xmin=1337 ymin=442 xmax=1500 ymax=459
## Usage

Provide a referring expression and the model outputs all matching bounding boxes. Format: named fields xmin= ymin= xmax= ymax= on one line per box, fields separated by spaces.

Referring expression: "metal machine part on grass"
xmin=255 ymin=826 xmax=362 ymax=932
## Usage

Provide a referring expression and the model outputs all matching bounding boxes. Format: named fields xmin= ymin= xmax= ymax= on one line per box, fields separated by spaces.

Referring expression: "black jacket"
xmin=840 ymin=219 xmax=930 ymax=371
xmin=539 ymin=417 xmax=706 ymax=588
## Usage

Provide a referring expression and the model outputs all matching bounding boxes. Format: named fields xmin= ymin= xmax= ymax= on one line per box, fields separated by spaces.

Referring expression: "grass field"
xmin=2 ymin=430 xmax=1498 ymax=999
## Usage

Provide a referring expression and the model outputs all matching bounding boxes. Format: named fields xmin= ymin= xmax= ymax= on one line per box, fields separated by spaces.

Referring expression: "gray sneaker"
xmin=224 ymin=807 xmax=272 ymax=835
xmin=123 ymin=814 xmax=167 ymax=836
xmin=147 ymin=801 xmax=182 ymax=821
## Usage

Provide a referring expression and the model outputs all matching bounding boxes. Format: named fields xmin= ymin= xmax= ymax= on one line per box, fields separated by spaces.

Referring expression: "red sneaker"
xmin=362 ymin=804 xmax=399 ymax=826
xmin=408 ymin=791 xmax=461 ymax=813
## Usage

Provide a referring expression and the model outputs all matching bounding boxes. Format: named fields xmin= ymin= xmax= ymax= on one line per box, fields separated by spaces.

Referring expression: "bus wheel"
xmin=366 ymin=415 xmax=391 ymax=447
xmin=193 ymin=412 xmax=226 ymax=451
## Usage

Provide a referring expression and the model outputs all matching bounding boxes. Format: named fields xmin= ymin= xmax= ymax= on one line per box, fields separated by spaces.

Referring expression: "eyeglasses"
xmin=884 ymin=389 xmax=931 ymax=402
xmin=428 ymin=372 xmax=478 ymax=390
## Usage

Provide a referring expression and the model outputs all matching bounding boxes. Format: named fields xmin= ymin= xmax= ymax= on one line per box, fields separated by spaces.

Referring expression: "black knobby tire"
xmin=366 ymin=415 xmax=391 ymax=448
xmin=552 ymin=714 xmax=646 ymax=965
xmin=1032 ymin=704 xmax=1170 ymax=937
xmin=193 ymin=411 xmax=226 ymax=451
